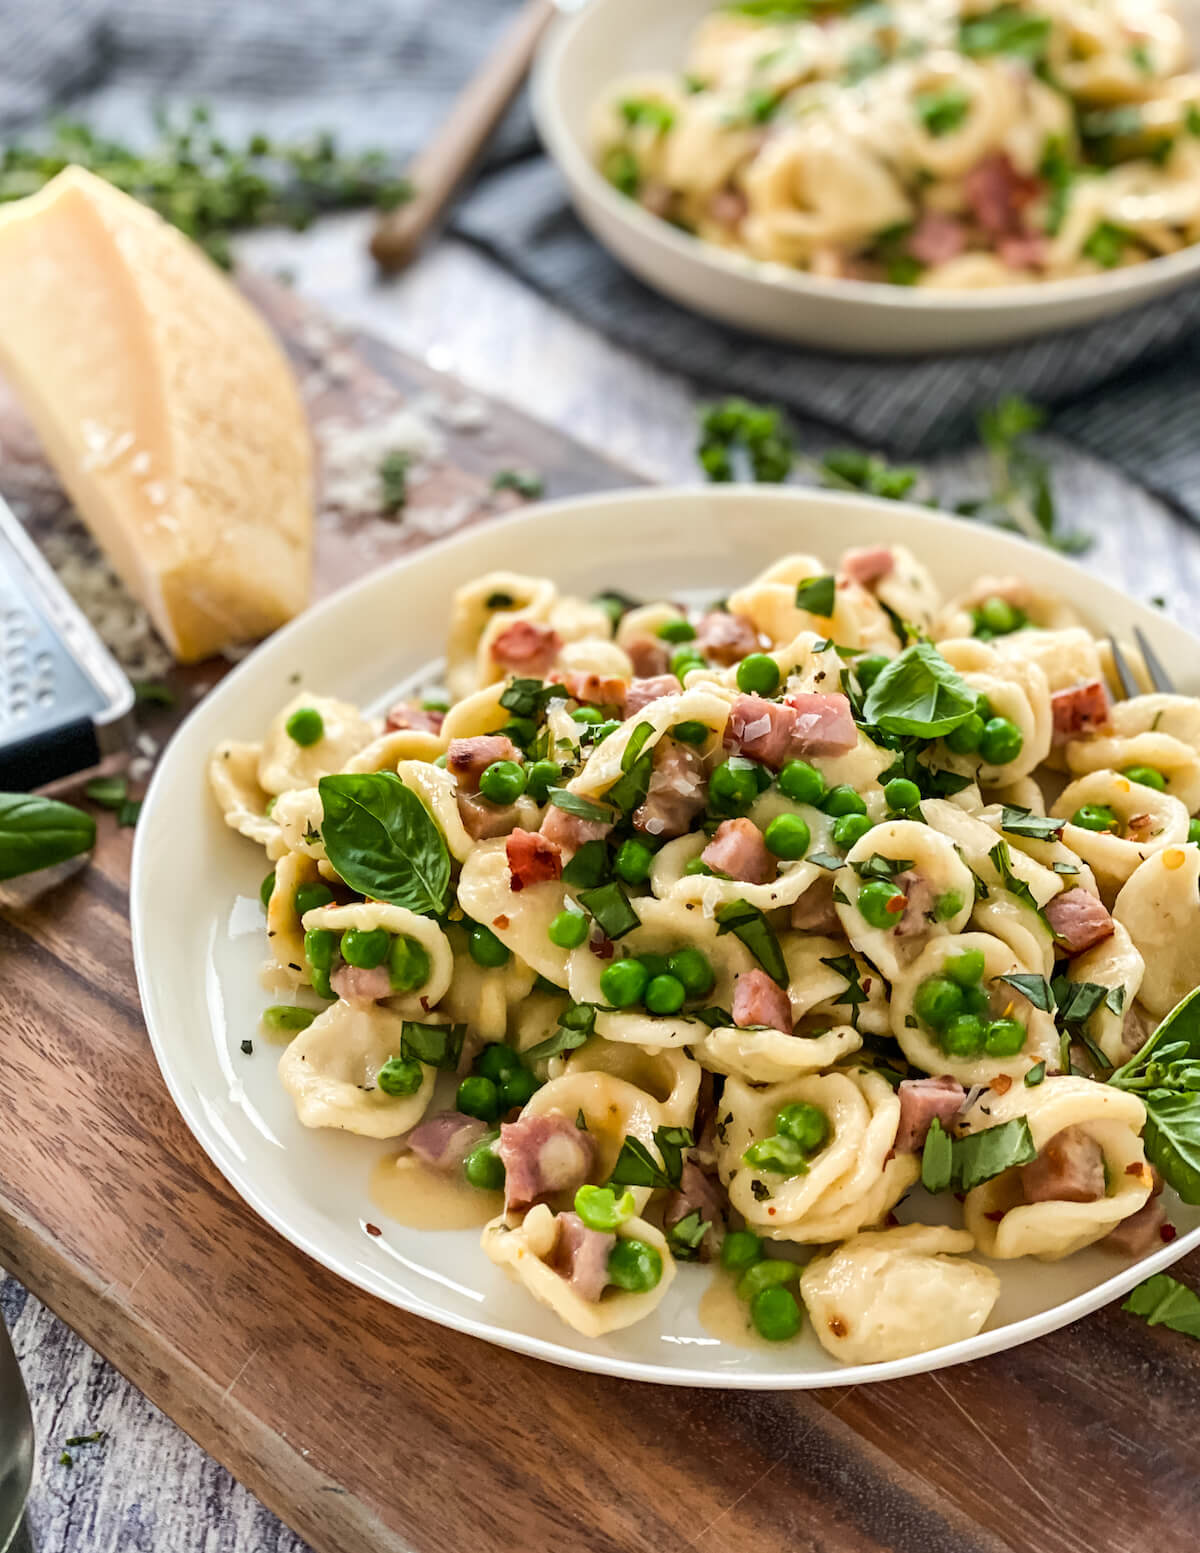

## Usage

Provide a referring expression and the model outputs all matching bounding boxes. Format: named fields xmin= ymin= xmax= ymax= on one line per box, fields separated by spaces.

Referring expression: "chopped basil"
xmin=608 ymin=1134 xmax=674 ymax=1190
xmin=621 ymin=721 xmax=656 ymax=773
xmin=1052 ymin=861 xmax=1080 ymax=875
xmin=1000 ymin=805 xmax=1065 ymax=841
xmin=608 ymin=726 xmax=656 ymax=813
xmin=399 ymin=1021 xmax=465 ymax=1070
xmin=562 ymin=839 xmax=610 ymax=888
xmin=795 ymin=574 xmax=836 ymax=617
xmin=808 ymin=852 xmax=844 ymax=871
xmin=862 ymin=642 xmax=977 ymax=739
xmin=666 ymin=1210 xmax=710 ymax=1259
xmin=1123 ymin=1274 xmax=1200 ymax=1339
xmin=854 ymin=853 xmax=914 ymax=881
xmin=715 ymin=899 xmax=788 ymax=985
xmin=988 ymin=839 xmax=1047 ymax=922
xmin=578 ymin=881 xmax=639 ymax=940
xmin=953 ymin=1117 xmax=1037 ymax=1192
xmin=818 ymin=955 xmax=869 ymax=1029
xmin=1053 ymin=979 xmax=1109 ymax=1027
xmin=959 ymin=5 xmax=1051 ymax=60
xmin=499 ymin=678 xmax=560 ymax=719
xmin=692 ymin=1006 xmax=734 ymax=1028
xmin=921 ymin=1118 xmax=954 ymax=1194
xmin=523 ymin=1024 xmax=591 ymax=1061
xmin=1024 ymin=1061 xmax=1047 ymax=1087
xmin=996 ymin=971 xmax=1055 ymax=1012
xmin=576 ymin=1108 xmax=589 ymax=1131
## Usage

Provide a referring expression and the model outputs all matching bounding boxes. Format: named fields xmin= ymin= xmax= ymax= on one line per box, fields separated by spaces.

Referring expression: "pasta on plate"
xmin=591 ymin=0 xmax=1200 ymax=289
xmin=211 ymin=541 xmax=1197 ymax=1366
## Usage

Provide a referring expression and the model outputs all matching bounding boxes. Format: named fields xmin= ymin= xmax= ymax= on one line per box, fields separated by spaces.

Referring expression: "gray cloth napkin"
xmin=3 ymin=0 xmax=1199 ymax=518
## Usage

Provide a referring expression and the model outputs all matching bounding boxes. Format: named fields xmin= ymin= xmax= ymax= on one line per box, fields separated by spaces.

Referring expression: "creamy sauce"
xmin=369 ymin=1152 xmax=501 ymax=1231
xmin=697 ymin=1268 xmax=773 ymax=1350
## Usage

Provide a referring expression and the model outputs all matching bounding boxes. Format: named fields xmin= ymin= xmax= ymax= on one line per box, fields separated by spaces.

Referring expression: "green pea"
xmin=570 ymin=705 xmax=604 ymax=726
xmin=388 ymin=934 xmax=431 ymax=992
xmin=463 ymin=1142 xmax=505 ymax=1192
xmin=1122 ymin=765 xmax=1166 ymax=791
xmin=977 ymin=596 xmax=1026 ymax=636
xmin=671 ymin=648 xmax=707 ymax=682
xmin=614 ymin=836 xmax=657 ymax=885
xmin=607 ymin=1238 xmax=663 ymax=1292
xmin=984 ymin=1018 xmax=1026 ymax=1057
xmin=260 ymin=871 xmax=276 ymax=910
xmin=261 ymin=1005 xmax=317 ymax=1034
xmin=944 ymin=949 xmax=985 ymax=987
xmin=525 ymin=759 xmax=562 ymax=803
xmin=775 ymin=1102 xmax=828 ymax=1153
xmin=764 ymin=812 xmax=811 ymax=859
xmin=667 ymin=946 xmax=715 ymax=999
xmin=499 ymin=1067 xmax=540 ymax=1109
xmin=709 ymin=757 xmax=763 ymax=816
xmin=821 ymin=784 xmax=867 ymax=818
xmin=501 ymin=717 xmax=537 ymax=748
xmin=575 ymin=1184 xmax=637 ymax=1232
xmin=941 ymin=1013 xmax=986 ymax=1057
xmin=672 ymin=720 xmax=709 ymax=745
xmin=456 ymin=1075 xmax=501 ymax=1122
xmin=884 ymin=777 xmax=921 ymax=811
xmin=720 ymin=1229 xmax=764 ymax=1272
xmin=475 ymin=1043 xmax=521 ymax=1083
xmin=645 ymin=973 xmax=687 ymax=1015
xmin=855 ymin=654 xmax=890 ymax=690
xmin=914 ymin=976 xmax=964 ymax=1031
xmin=599 ymin=957 xmax=650 ymax=1009
xmin=340 ymin=927 xmax=390 ymax=969
xmin=548 ymin=908 xmax=589 ymax=948
xmin=683 ymin=857 xmax=713 ymax=876
xmin=778 ymin=760 xmax=825 ymax=806
xmin=377 ymin=1056 xmax=424 ymax=1097
xmin=945 ymin=713 xmax=985 ymax=755
xmin=858 ymin=878 xmax=906 ymax=930
xmin=979 ymin=716 xmax=1023 ymax=766
xmin=304 ymin=927 xmax=337 ymax=1000
xmin=657 ymin=617 xmax=696 ymax=644
xmin=294 ymin=880 xmax=334 ymax=918
xmin=751 ymin=1285 xmax=802 ymax=1342
xmin=934 ymin=889 xmax=964 ymax=922
xmin=1072 ymin=803 xmax=1119 ymax=833
xmin=434 ymin=753 xmax=449 ymax=769
xmin=479 ymin=759 xmax=526 ymax=805
xmin=468 ymin=922 xmax=510 ymax=968
xmin=832 ymin=813 xmax=872 ymax=850
xmin=285 ymin=706 xmax=324 ymax=746
xmin=742 ymin=1135 xmax=809 ymax=1174
xmin=638 ymin=953 xmax=671 ymax=980
xmin=736 ymin=1257 xmax=798 ymax=1302
xmin=960 ymin=984 xmax=991 ymax=1016
xmin=1189 ymin=818 xmax=1200 ymax=845
xmin=736 ymin=653 xmax=781 ymax=697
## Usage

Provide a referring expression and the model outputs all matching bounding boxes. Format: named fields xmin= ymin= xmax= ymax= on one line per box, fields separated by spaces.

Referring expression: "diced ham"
xmin=997 ymin=233 xmax=1048 ymax=270
xmin=634 ymin=740 xmax=707 ymax=838
xmin=664 ymin=1162 xmax=727 ymax=1262
xmin=840 ymin=546 xmax=896 ymax=588
xmin=551 ymin=670 xmax=627 ymax=709
xmin=457 ymin=793 xmax=522 ymax=841
xmin=498 ymin=1113 xmax=596 ymax=1213
xmin=625 ymin=673 xmax=681 ymax=717
xmin=447 ymin=734 xmax=521 ymax=791
xmin=701 ymin=817 xmax=775 ymax=884
xmin=546 ymin=1211 xmax=615 ymax=1301
xmin=785 ymin=693 xmax=857 ymax=758
xmin=964 ymin=152 xmax=1041 ymax=238
xmin=539 ymin=804 xmax=614 ymax=855
xmin=890 ymin=871 xmax=934 ymax=938
xmin=384 ymin=700 xmax=444 ymax=735
xmin=640 ymin=181 xmax=674 ymax=219
xmin=894 ymin=1076 xmax=966 ymax=1154
xmin=732 ymin=968 xmax=793 ymax=1033
xmin=725 ymin=693 xmax=795 ymax=768
xmin=1127 ymin=812 xmax=1157 ymax=843
xmin=1046 ymin=888 xmax=1114 ymax=955
xmin=1051 ymin=680 xmax=1110 ymax=743
xmin=906 ymin=212 xmax=967 ymax=266
xmin=506 ymin=828 xmax=562 ymax=890
xmin=1019 ymin=1125 xmax=1106 ymax=1205
xmin=708 ymin=187 xmax=748 ymax=231
xmin=1102 ymin=1193 xmax=1166 ymax=1257
xmin=627 ymin=638 xmax=671 ymax=679
xmin=331 ymin=963 xmax=393 ymax=1003
xmin=790 ymin=875 xmax=841 ymax=934
xmin=696 ymin=609 xmax=759 ymax=666
xmin=492 ymin=619 xmax=560 ymax=676
xmin=406 ymin=1111 xmax=490 ymax=1172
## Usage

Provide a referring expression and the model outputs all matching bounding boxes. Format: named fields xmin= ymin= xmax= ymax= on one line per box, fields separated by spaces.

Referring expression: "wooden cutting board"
xmin=1 ymin=276 xmax=1198 ymax=1553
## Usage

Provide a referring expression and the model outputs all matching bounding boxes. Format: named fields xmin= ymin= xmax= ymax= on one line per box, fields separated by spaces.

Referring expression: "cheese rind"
xmin=0 ymin=165 xmax=312 ymax=662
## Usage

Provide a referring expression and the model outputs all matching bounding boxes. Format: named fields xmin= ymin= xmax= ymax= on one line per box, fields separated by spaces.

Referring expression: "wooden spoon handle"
xmin=370 ymin=0 xmax=558 ymax=270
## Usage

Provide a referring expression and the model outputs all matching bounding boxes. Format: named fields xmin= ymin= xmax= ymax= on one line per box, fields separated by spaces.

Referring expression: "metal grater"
xmin=0 ymin=495 xmax=133 ymax=791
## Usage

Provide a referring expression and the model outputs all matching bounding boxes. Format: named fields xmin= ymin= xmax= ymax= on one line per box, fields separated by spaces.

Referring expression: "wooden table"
xmin=6 ymin=213 xmax=1200 ymax=1553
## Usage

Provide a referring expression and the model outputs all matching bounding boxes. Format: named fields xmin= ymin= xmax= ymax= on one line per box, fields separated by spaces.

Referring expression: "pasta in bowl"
xmin=192 ymin=505 xmax=1200 ymax=1376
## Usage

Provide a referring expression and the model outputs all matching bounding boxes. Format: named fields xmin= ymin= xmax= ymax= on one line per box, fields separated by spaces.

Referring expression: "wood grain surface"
xmin=3 ymin=272 xmax=1199 ymax=1553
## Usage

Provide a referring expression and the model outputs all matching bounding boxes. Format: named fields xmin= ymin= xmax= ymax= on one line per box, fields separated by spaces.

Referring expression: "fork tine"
xmin=1133 ymin=626 xmax=1176 ymax=694
xmin=1108 ymin=635 xmax=1139 ymax=700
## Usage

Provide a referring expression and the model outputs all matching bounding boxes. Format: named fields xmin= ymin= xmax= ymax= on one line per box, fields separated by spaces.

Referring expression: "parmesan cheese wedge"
xmin=0 ymin=166 xmax=312 ymax=662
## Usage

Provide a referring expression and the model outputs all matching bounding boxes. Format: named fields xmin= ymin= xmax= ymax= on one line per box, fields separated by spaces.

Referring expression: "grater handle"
xmin=0 ymin=716 xmax=100 ymax=792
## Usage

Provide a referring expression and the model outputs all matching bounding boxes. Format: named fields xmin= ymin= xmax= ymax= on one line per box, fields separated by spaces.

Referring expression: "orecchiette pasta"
xmin=1053 ymin=769 xmax=1190 ymax=896
xmin=278 ymin=1002 xmax=436 ymax=1138
xmin=1113 ymin=843 xmax=1200 ymax=1016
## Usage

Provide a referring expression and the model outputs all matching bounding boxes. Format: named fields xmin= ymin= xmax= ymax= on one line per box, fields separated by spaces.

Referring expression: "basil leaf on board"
xmin=921 ymin=1119 xmax=954 ymax=1194
xmin=608 ymin=1135 xmax=673 ymax=1191
xmin=952 ymin=1117 xmax=1037 ymax=1192
xmin=0 ymin=793 xmax=96 ymax=882
xmin=84 ymin=776 xmax=127 ymax=810
xmin=318 ymin=772 xmax=450 ymax=915
xmin=399 ymin=1021 xmax=465 ymax=1070
xmin=861 ymin=641 xmax=977 ymax=738
xmin=578 ymin=881 xmax=639 ymax=940
xmin=547 ymin=789 xmax=616 ymax=824
xmin=795 ymin=574 xmax=836 ymax=617
xmin=715 ymin=899 xmax=788 ymax=985
xmin=561 ymin=839 xmax=609 ymax=888
xmin=1000 ymin=805 xmax=1066 ymax=841
xmin=1123 ymin=1274 xmax=1200 ymax=1339
xmin=996 ymin=972 xmax=1056 ymax=1012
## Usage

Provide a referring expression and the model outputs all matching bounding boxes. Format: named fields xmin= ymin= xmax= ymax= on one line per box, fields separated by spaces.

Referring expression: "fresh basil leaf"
xmin=716 ymin=899 xmax=788 ymax=985
xmin=853 ymin=853 xmax=914 ymax=881
xmin=133 ymin=679 xmax=176 ymax=707
xmin=953 ymin=1117 xmax=1037 ymax=1192
xmin=547 ymin=789 xmax=616 ymax=824
xmin=1105 ymin=985 xmax=1126 ymax=1017
xmin=1142 ymin=1093 xmax=1200 ymax=1204
xmin=399 ymin=1020 xmax=465 ymax=1070
xmin=578 ymin=881 xmax=639 ymax=940
xmin=807 ymin=852 xmax=844 ymax=871
xmin=1000 ymin=805 xmax=1066 ymax=841
xmin=666 ymin=1210 xmax=710 ymax=1259
xmin=499 ymin=678 xmax=559 ymax=719
xmin=318 ymin=772 xmax=450 ymax=915
xmin=989 ymin=840 xmax=1048 ymax=923
xmin=861 ymin=641 xmax=977 ymax=738
xmin=819 ymin=955 xmax=868 ymax=1029
xmin=653 ymin=1124 xmax=695 ymax=1187
xmin=0 ymin=793 xmax=96 ymax=882
xmin=692 ymin=1006 xmax=734 ymax=1028
xmin=1024 ymin=1060 xmax=1047 ymax=1087
xmin=608 ymin=1134 xmax=673 ymax=1190
xmin=960 ymin=5 xmax=1051 ymax=60
xmin=1123 ymin=1274 xmax=1200 ymax=1339
xmin=996 ymin=972 xmax=1056 ymax=1012
xmin=117 ymin=798 xmax=142 ymax=829
xmin=921 ymin=1118 xmax=954 ymax=1194
xmin=524 ymin=1024 xmax=591 ymax=1061
xmin=576 ymin=1107 xmax=589 ymax=1130
xmin=84 ymin=776 xmax=127 ymax=811
xmin=621 ymin=721 xmax=656 ymax=774
xmin=560 ymin=1002 xmax=599 ymax=1034
xmin=607 ymin=750 xmax=654 ymax=815
xmin=562 ymin=839 xmax=610 ymax=888
xmin=1052 ymin=861 xmax=1080 ymax=875
xmin=795 ymin=574 xmax=836 ymax=617
xmin=1055 ymin=980 xmax=1109 ymax=1027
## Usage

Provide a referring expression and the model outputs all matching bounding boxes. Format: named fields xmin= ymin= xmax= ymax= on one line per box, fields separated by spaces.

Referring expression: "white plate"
xmin=132 ymin=488 xmax=1200 ymax=1388
xmin=532 ymin=0 xmax=1200 ymax=354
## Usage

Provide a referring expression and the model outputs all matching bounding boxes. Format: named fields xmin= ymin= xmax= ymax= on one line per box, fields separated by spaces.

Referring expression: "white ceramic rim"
xmin=132 ymin=487 xmax=1200 ymax=1388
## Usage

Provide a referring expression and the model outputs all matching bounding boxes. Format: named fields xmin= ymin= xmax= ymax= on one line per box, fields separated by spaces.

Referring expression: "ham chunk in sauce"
xmin=1051 ymin=680 xmax=1110 ymax=743
xmin=540 ymin=804 xmax=614 ymax=855
xmin=1045 ymin=888 xmax=1114 ymax=955
xmin=696 ymin=610 xmax=759 ymax=666
xmin=732 ymin=968 xmax=793 ymax=1033
xmin=458 ymin=793 xmax=522 ymax=841
xmin=551 ymin=671 xmax=627 ymax=710
xmin=701 ymin=817 xmax=775 ymax=884
xmin=724 ymin=694 xmax=795 ymax=768
xmin=906 ymin=213 xmax=967 ymax=267
xmin=964 ymin=152 xmax=1041 ymax=238
xmin=785 ymin=693 xmax=857 ymax=758
xmin=634 ymin=740 xmax=707 ymax=838
xmin=384 ymin=700 xmax=444 ymax=735
xmin=546 ymin=1211 xmax=614 ymax=1301
xmin=1102 ymin=1194 xmax=1167 ymax=1256
xmin=840 ymin=546 xmax=896 ymax=588
xmin=895 ymin=870 xmax=937 ymax=937
xmin=624 ymin=673 xmax=680 ymax=716
xmin=499 ymin=1114 xmax=596 ymax=1214
xmin=447 ymin=735 xmax=520 ymax=791
xmin=627 ymin=638 xmax=671 ymax=679
xmin=407 ymin=1111 xmax=490 ymax=1172
xmin=492 ymin=619 xmax=560 ymax=676
xmin=790 ymin=875 xmax=841 ymax=934
xmin=1019 ymin=1126 xmax=1106 ymax=1205
xmin=330 ymin=963 xmax=393 ymax=1003
xmin=894 ymin=1076 xmax=966 ymax=1154
xmin=506 ymin=828 xmax=562 ymax=890
xmin=663 ymin=1162 xmax=726 ymax=1261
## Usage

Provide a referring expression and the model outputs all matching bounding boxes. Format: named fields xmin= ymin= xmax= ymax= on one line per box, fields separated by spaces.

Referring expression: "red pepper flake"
xmin=1125 ymin=1161 xmax=1146 ymax=1177
xmin=590 ymin=931 xmax=615 ymax=960
xmin=510 ymin=876 xmax=525 ymax=892
xmin=885 ymin=894 xmax=906 ymax=916
xmin=767 ymin=1206 xmax=776 ymax=1216
xmin=863 ymin=978 xmax=873 ymax=995
xmin=984 ymin=1210 xmax=1006 ymax=1222
xmin=991 ymin=1075 xmax=1013 ymax=1096
xmin=365 ymin=1223 xmax=382 ymax=1237
xmin=493 ymin=914 xmax=510 ymax=930
xmin=419 ymin=996 xmax=430 ymax=1012
xmin=1161 ymin=1223 xmax=1178 ymax=1243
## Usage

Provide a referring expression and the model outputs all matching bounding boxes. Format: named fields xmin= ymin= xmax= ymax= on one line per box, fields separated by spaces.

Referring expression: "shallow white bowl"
xmin=532 ymin=0 xmax=1200 ymax=354
xmin=133 ymin=488 xmax=1200 ymax=1388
